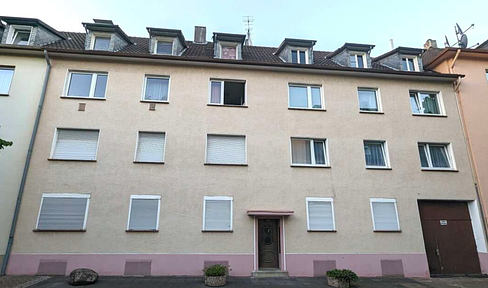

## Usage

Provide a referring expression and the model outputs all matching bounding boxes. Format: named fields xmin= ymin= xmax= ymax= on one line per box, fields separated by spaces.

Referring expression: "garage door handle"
xmin=435 ymin=248 xmax=440 ymax=256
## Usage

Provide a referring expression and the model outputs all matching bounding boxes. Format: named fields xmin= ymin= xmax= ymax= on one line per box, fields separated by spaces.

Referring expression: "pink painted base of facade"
xmin=478 ymin=253 xmax=488 ymax=274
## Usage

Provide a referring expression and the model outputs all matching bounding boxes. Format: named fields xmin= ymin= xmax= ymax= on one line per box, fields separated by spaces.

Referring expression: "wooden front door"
xmin=418 ymin=201 xmax=481 ymax=275
xmin=258 ymin=219 xmax=280 ymax=269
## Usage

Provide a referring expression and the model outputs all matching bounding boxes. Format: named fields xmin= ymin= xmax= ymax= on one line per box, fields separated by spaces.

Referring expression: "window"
xmin=50 ymin=129 xmax=100 ymax=161
xmin=221 ymin=45 xmax=237 ymax=59
xmin=358 ymin=88 xmax=380 ymax=112
xmin=92 ymin=36 xmax=111 ymax=51
xmin=418 ymin=143 xmax=454 ymax=170
xmin=36 ymin=194 xmax=90 ymax=231
xmin=127 ymin=195 xmax=161 ymax=231
xmin=143 ymin=76 xmax=170 ymax=102
xmin=401 ymin=57 xmax=418 ymax=71
xmin=0 ymin=67 xmax=14 ymax=95
xmin=203 ymin=196 xmax=233 ymax=231
xmin=156 ymin=40 xmax=173 ymax=55
xmin=66 ymin=72 xmax=108 ymax=98
xmin=291 ymin=50 xmax=307 ymax=64
xmin=370 ymin=198 xmax=400 ymax=231
xmin=7 ymin=26 xmax=32 ymax=45
xmin=306 ymin=198 xmax=335 ymax=231
xmin=134 ymin=132 xmax=166 ymax=163
xmin=288 ymin=85 xmax=322 ymax=109
xmin=209 ymin=80 xmax=245 ymax=106
xmin=410 ymin=92 xmax=442 ymax=115
xmin=486 ymin=70 xmax=488 ymax=82
xmin=350 ymin=53 xmax=367 ymax=68
xmin=291 ymin=138 xmax=328 ymax=166
xmin=206 ymin=135 xmax=246 ymax=165
xmin=363 ymin=140 xmax=389 ymax=168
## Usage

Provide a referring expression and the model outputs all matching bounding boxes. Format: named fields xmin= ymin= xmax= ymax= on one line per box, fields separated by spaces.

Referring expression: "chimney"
xmin=424 ymin=39 xmax=438 ymax=50
xmin=194 ymin=26 xmax=206 ymax=44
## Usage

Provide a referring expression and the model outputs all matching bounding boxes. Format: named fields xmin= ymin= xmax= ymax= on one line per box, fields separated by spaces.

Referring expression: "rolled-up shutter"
xmin=308 ymin=200 xmax=334 ymax=231
xmin=135 ymin=132 xmax=165 ymax=162
xmin=206 ymin=135 xmax=245 ymax=164
xmin=128 ymin=198 xmax=160 ymax=230
xmin=52 ymin=129 xmax=99 ymax=160
xmin=37 ymin=196 xmax=89 ymax=230
xmin=204 ymin=199 xmax=232 ymax=231
xmin=372 ymin=201 xmax=399 ymax=231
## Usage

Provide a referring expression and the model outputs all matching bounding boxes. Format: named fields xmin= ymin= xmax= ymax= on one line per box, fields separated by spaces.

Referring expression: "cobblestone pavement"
xmin=26 ymin=275 xmax=488 ymax=288
xmin=0 ymin=276 xmax=49 ymax=288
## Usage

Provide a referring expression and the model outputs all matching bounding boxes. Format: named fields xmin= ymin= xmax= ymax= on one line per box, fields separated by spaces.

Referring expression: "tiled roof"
xmin=421 ymin=47 xmax=445 ymax=66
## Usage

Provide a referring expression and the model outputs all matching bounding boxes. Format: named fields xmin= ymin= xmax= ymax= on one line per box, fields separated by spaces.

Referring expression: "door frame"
xmin=253 ymin=216 xmax=286 ymax=271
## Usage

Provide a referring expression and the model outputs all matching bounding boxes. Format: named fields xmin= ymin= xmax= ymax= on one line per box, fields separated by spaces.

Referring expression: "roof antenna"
xmin=445 ymin=23 xmax=474 ymax=48
xmin=389 ymin=39 xmax=395 ymax=50
xmin=243 ymin=16 xmax=254 ymax=46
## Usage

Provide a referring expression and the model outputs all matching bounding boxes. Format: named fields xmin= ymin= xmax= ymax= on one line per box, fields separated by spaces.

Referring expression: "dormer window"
xmin=221 ymin=44 xmax=237 ymax=59
xmin=291 ymin=49 xmax=308 ymax=64
xmin=147 ymin=28 xmax=187 ymax=56
xmin=350 ymin=53 xmax=367 ymax=68
xmin=7 ymin=26 xmax=32 ymax=45
xmin=83 ymin=20 xmax=133 ymax=52
xmin=213 ymin=33 xmax=246 ymax=60
xmin=401 ymin=57 xmax=419 ymax=71
xmin=155 ymin=40 xmax=173 ymax=55
xmin=275 ymin=38 xmax=316 ymax=64
xmin=91 ymin=34 xmax=111 ymax=51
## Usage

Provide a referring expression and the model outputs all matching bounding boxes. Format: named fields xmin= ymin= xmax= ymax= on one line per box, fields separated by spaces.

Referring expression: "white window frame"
xmin=369 ymin=198 xmax=400 ymax=232
xmin=141 ymin=75 xmax=171 ymax=103
xmin=418 ymin=142 xmax=456 ymax=171
xmin=357 ymin=87 xmax=382 ymax=113
xmin=410 ymin=91 xmax=444 ymax=116
xmin=305 ymin=197 xmax=335 ymax=231
xmin=205 ymin=134 xmax=248 ymax=165
xmin=153 ymin=37 xmax=175 ymax=55
xmin=208 ymin=79 xmax=247 ymax=106
xmin=363 ymin=140 xmax=390 ymax=169
xmin=291 ymin=48 xmax=309 ymax=64
xmin=35 ymin=193 xmax=91 ymax=230
xmin=350 ymin=52 xmax=368 ymax=68
xmin=49 ymin=127 xmax=101 ymax=161
xmin=290 ymin=137 xmax=330 ymax=167
xmin=90 ymin=33 xmax=112 ymax=50
xmin=6 ymin=25 xmax=33 ymax=45
xmin=219 ymin=42 xmax=239 ymax=60
xmin=133 ymin=131 xmax=167 ymax=163
xmin=126 ymin=195 xmax=161 ymax=231
xmin=63 ymin=70 xmax=109 ymax=99
xmin=0 ymin=66 xmax=15 ymax=95
xmin=202 ymin=196 xmax=234 ymax=231
xmin=287 ymin=84 xmax=324 ymax=110
xmin=401 ymin=56 xmax=420 ymax=72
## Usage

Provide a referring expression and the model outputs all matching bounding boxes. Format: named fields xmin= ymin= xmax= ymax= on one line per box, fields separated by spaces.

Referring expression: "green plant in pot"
xmin=326 ymin=269 xmax=359 ymax=288
xmin=203 ymin=264 xmax=229 ymax=287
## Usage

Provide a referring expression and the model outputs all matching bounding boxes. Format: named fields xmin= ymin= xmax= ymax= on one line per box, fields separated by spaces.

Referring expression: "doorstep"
xmin=251 ymin=269 xmax=289 ymax=278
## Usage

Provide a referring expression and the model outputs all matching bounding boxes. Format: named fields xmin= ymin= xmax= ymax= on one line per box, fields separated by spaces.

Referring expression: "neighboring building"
xmin=0 ymin=16 xmax=63 ymax=267
xmin=423 ymin=39 xmax=488 ymax=245
xmin=3 ymin=18 xmax=487 ymax=278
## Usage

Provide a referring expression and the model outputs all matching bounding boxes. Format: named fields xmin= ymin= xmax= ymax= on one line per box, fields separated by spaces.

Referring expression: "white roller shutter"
xmin=128 ymin=198 xmax=160 ymax=230
xmin=135 ymin=132 xmax=165 ymax=162
xmin=308 ymin=200 xmax=334 ymax=231
xmin=52 ymin=129 xmax=99 ymax=160
xmin=37 ymin=196 xmax=89 ymax=230
xmin=372 ymin=201 xmax=399 ymax=231
xmin=206 ymin=135 xmax=246 ymax=164
xmin=204 ymin=198 xmax=232 ymax=231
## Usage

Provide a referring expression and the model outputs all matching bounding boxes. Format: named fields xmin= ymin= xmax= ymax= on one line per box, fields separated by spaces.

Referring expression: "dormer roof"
xmin=374 ymin=47 xmax=424 ymax=62
xmin=82 ymin=20 xmax=132 ymax=44
xmin=212 ymin=32 xmax=246 ymax=44
xmin=275 ymin=38 xmax=316 ymax=55
xmin=0 ymin=16 xmax=65 ymax=40
xmin=326 ymin=43 xmax=375 ymax=58
xmin=146 ymin=27 xmax=187 ymax=48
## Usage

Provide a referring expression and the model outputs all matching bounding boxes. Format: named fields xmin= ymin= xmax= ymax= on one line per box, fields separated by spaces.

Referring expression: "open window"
xmin=418 ymin=143 xmax=455 ymax=170
xmin=209 ymin=80 xmax=246 ymax=106
xmin=0 ymin=67 xmax=15 ymax=95
xmin=363 ymin=140 xmax=390 ymax=169
xmin=7 ymin=26 xmax=32 ymax=45
xmin=410 ymin=91 xmax=443 ymax=115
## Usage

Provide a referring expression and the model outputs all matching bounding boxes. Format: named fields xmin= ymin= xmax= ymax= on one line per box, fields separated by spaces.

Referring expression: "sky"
xmin=2 ymin=0 xmax=488 ymax=56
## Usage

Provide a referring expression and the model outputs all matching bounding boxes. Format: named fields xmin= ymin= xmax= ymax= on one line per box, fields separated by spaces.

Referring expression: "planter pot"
xmin=327 ymin=277 xmax=350 ymax=288
xmin=204 ymin=275 xmax=227 ymax=287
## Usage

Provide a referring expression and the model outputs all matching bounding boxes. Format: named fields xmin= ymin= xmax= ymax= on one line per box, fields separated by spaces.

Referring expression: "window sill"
xmin=202 ymin=230 xmax=233 ymax=233
xmin=60 ymin=96 xmax=106 ymax=100
xmin=33 ymin=229 xmax=86 ymax=232
xmin=0 ymin=93 xmax=9 ymax=97
xmin=291 ymin=164 xmax=331 ymax=168
xmin=207 ymin=104 xmax=248 ymax=108
xmin=365 ymin=166 xmax=392 ymax=170
xmin=126 ymin=229 xmax=159 ymax=233
xmin=133 ymin=161 xmax=164 ymax=164
xmin=308 ymin=230 xmax=337 ymax=232
xmin=373 ymin=230 xmax=402 ymax=233
xmin=48 ymin=158 xmax=97 ymax=162
xmin=421 ymin=168 xmax=458 ymax=172
xmin=360 ymin=110 xmax=384 ymax=114
xmin=204 ymin=163 xmax=248 ymax=166
xmin=288 ymin=107 xmax=326 ymax=112
xmin=412 ymin=113 xmax=447 ymax=118
xmin=140 ymin=100 xmax=169 ymax=104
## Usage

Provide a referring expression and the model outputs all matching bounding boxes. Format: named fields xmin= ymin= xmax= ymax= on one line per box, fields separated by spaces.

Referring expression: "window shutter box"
xmin=37 ymin=197 xmax=88 ymax=230
xmin=52 ymin=129 xmax=99 ymax=160
xmin=206 ymin=135 xmax=245 ymax=164
xmin=129 ymin=199 xmax=159 ymax=230
xmin=372 ymin=202 xmax=399 ymax=231
xmin=308 ymin=201 xmax=334 ymax=230
xmin=135 ymin=132 xmax=165 ymax=163
xmin=204 ymin=199 xmax=232 ymax=231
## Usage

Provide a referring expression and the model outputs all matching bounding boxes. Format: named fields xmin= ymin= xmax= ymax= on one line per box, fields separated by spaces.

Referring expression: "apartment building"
xmin=3 ymin=18 xmax=487 ymax=277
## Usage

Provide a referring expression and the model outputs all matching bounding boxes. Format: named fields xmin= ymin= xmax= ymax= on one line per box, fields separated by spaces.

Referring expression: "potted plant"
xmin=203 ymin=264 xmax=229 ymax=287
xmin=326 ymin=269 xmax=359 ymax=288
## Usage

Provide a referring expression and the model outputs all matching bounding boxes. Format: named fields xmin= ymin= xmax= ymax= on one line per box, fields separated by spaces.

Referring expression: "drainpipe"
xmin=0 ymin=50 xmax=51 ymax=275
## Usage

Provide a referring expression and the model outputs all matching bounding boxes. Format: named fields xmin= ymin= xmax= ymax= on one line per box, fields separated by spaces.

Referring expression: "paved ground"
xmin=22 ymin=275 xmax=488 ymax=288
xmin=0 ymin=276 xmax=49 ymax=288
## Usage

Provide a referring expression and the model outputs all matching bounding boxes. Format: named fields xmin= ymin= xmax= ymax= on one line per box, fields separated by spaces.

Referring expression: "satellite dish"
xmin=445 ymin=36 xmax=451 ymax=47
xmin=460 ymin=34 xmax=468 ymax=48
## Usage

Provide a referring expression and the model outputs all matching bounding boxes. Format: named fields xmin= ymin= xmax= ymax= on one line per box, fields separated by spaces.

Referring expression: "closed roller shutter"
xmin=204 ymin=199 xmax=232 ymax=231
xmin=52 ymin=129 xmax=99 ymax=160
xmin=37 ymin=196 xmax=89 ymax=230
xmin=135 ymin=132 xmax=165 ymax=162
xmin=206 ymin=135 xmax=245 ymax=164
xmin=308 ymin=200 xmax=334 ymax=231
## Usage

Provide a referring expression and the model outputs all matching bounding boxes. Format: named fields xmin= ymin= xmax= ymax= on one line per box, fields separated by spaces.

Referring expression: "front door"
xmin=258 ymin=219 xmax=280 ymax=269
xmin=418 ymin=201 xmax=481 ymax=275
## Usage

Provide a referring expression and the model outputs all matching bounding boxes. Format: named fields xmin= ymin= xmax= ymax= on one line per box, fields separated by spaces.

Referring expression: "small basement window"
xmin=209 ymin=80 xmax=245 ymax=105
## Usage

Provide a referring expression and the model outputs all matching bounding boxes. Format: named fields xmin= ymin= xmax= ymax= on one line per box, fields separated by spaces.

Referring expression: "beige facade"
xmin=0 ymin=53 xmax=46 ymax=263
xmin=7 ymin=55 xmax=487 ymax=276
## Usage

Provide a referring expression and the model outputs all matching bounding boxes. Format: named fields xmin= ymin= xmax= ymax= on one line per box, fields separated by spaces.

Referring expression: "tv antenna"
xmin=243 ymin=16 xmax=254 ymax=46
xmin=444 ymin=23 xmax=474 ymax=48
